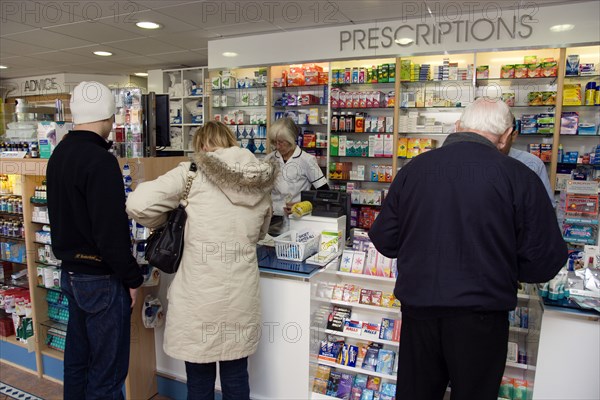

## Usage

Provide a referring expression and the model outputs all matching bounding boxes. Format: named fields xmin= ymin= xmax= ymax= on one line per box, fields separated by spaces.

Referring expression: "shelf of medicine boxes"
xmin=208 ymin=66 xmax=269 ymax=116
xmin=312 ymin=275 xmax=400 ymax=384
xmin=560 ymin=56 xmax=600 ymax=143
xmin=162 ymin=67 xmax=207 ymax=152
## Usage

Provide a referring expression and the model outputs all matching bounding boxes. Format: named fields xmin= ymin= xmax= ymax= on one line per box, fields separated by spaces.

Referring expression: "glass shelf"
xmin=402 ymin=79 xmax=473 ymax=84
xmin=212 ymin=87 xmax=267 ymax=92
xmin=41 ymin=320 xmax=67 ymax=332
xmin=0 ymin=235 xmax=25 ymax=242
xmin=272 ymin=104 xmax=328 ymax=108
xmin=330 ymin=155 xmax=393 ymax=159
xmin=0 ymin=277 xmax=29 ymax=289
xmin=398 ymin=132 xmax=447 ymax=135
xmin=212 ymin=105 xmax=267 ymax=108
xmin=0 ymin=259 xmax=27 ymax=266
xmin=273 ymin=84 xmax=327 ymax=90
xmin=332 ymin=82 xmax=396 ymax=88
xmin=35 ymin=260 xmax=60 ymax=267
xmin=564 ymin=74 xmax=600 ymax=79
xmin=329 ymin=179 xmax=391 ymax=183
xmin=0 ymin=212 xmax=24 ymax=218
xmin=400 ymin=106 xmax=464 ymax=110
xmin=331 ymin=132 xmax=391 ymax=135
xmin=37 ymin=285 xmax=61 ymax=292
xmin=510 ymin=105 xmax=556 ymax=108
xmin=332 ymin=107 xmax=394 ymax=110
xmin=562 ymin=105 xmax=600 ymax=108
xmin=476 ymin=76 xmax=557 ymax=85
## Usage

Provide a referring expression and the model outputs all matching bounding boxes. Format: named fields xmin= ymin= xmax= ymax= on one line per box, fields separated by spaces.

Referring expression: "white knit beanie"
xmin=70 ymin=81 xmax=115 ymax=124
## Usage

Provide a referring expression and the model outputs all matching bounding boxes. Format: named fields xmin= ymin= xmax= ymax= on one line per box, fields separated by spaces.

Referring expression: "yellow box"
xmin=407 ymin=138 xmax=420 ymax=159
xmin=397 ymin=137 xmax=408 ymax=158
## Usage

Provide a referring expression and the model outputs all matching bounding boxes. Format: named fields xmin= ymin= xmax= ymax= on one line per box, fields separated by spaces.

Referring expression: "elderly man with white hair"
xmin=368 ymin=98 xmax=567 ymax=400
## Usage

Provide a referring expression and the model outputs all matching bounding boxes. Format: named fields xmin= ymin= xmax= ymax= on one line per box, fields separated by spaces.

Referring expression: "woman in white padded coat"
xmin=126 ymin=121 xmax=276 ymax=400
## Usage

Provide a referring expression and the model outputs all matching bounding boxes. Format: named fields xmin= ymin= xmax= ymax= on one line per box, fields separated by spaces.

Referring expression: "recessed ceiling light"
xmin=136 ymin=21 xmax=161 ymax=30
xmin=93 ymin=51 xmax=113 ymax=56
xmin=395 ymin=37 xmax=414 ymax=45
xmin=0 ymin=65 xmax=7 ymax=69
xmin=222 ymin=52 xmax=238 ymax=57
xmin=549 ymin=24 xmax=575 ymax=33
xmin=134 ymin=72 xmax=148 ymax=77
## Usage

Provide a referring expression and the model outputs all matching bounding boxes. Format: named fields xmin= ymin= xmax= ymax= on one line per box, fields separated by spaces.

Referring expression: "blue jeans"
xmin=61 ymin=272 xmax=132 ymax=400
xmin=185 ymin=357 xmax=250 ymax=400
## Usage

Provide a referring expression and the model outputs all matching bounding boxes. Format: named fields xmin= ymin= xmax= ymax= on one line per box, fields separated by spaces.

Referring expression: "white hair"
xmin=459 ymin=97 xmax=514 ymax=136
xmin=268 ymin=117 xmax=298 ymax=146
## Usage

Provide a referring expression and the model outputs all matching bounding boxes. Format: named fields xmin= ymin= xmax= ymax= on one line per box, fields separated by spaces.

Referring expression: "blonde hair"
xmin=193 ymin=121 xmax=237 ymax=152
xmin=268 ymin=117 xmax=298 ymax=147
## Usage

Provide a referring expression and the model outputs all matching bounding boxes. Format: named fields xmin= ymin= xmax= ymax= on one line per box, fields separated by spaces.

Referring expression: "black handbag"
xmin=145 ymin=162 xmax=197 ymax=274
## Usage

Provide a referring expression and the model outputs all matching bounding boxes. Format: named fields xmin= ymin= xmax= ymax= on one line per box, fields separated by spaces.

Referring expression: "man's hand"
xmin=129 ymin=288 xmax=139 ymax=308
xmin=283 ymin=202 xmax=295 ymax=216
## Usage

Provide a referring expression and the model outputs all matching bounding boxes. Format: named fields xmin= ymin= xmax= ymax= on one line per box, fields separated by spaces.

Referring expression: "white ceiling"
xmin=0 ymin=0 xmax=583 ymax=79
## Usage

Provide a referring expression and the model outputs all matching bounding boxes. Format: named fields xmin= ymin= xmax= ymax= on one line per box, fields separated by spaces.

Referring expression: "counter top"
xmin=257 ymin=246 xmax=331 ymax=280
xmin=543 ymin=298 xmax=600 ymax=319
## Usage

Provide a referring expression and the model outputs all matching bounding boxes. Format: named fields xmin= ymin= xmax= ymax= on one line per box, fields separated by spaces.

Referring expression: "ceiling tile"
xmin=157 ymin=2 xmax=252 ymax=28
xmin=1 ymin=66 xmax=68 ymax=79
xmin=2 ymin=1 xmax=81 ymax=28
xmin=6 ymin=29 xmax=95 ymax=50
xmin=146 ymin=51 xmax=205 ymax=65
xmin=95 ymin=9 xmax=200 ymax=36
xmin=0 ymin=37 xmax=50 ymax=55
xmin=26 ymin=50 xmax=97 ymax=65
xmin=0 ymin=55 xmax=42 ymax=68
xmin=59 ymin=0 xmax=152 ymax=22
xmin=206 ymin=21 xmax=279 ymax=37
xmin=65 ymin=44 xmax=143 ymax=60
xmin=132 ymin=1 xmax=203 ymax=10
xmin=270 ymin=1 xmax=352 ymax=30
xmin=149 ymin=30 xmax=218 ymax=48
xmin=106 ymin=37 xmax=186 ymax=55
xmin=0 ymin=19 xmax=39 ymax=36
xmin=46 ymin=20 xmax=145 ymax=43
xmin=112 ymin=56 xmax=165 ymax=67
xmin=65 ymin=60 xmax=131 ymax=74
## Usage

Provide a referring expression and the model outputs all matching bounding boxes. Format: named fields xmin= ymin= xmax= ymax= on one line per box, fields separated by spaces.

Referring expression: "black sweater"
xmin=47 ymin=130 xmax=143 ymax=288
xmin=369 ymin=132 xmax=567 ymax=316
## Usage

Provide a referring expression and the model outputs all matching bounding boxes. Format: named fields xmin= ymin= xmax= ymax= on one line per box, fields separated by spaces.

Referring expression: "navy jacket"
xmin=47 ymin=130 xmax=143 ymax=288
xmin=369 ymin=132 xmax=567 ymax=316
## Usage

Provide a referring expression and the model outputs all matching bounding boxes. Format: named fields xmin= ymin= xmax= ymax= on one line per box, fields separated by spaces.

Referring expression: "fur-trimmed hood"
xmin=194 ymin=147 xmax=277 ymax=207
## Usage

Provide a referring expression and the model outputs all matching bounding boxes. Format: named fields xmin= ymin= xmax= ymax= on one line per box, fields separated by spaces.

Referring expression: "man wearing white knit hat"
xmin=47 ymin=81 xmax=142 ymax=400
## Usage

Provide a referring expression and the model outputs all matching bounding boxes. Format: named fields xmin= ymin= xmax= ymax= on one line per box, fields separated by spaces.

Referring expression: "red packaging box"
xmin=0 ymin=317 xmax=15 ymax=337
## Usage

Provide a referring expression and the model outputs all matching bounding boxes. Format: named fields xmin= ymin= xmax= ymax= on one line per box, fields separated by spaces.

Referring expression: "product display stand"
xmin=0 ymin=156 xmax=187 ymax=399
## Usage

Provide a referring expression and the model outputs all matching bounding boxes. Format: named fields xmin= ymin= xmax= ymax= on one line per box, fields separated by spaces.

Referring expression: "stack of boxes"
xmin=233 ymin=125 xmax=267 ymax=154
xmin=0 ymin=284 xmax=33 ymax=343
xmin=331 ymin=63 xmax=395 ymax=85
xmin=400 ymin=58 xmax=472 ymax=81
xmin=520 ymin=113 xmax=555 ymax=135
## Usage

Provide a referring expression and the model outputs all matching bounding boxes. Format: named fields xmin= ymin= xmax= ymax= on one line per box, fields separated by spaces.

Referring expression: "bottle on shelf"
xmin=331 ymin=112 xmax=339 ymax=132
xmin=339 ymin=112 xmax=346 ymax=132
xmin=346 ymin=112 xmax=355 ymax=132
xmin=557 ymin=144 xmax=564 ymax=163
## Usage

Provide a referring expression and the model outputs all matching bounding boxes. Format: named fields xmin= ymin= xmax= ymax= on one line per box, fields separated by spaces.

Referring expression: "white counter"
xmin=533 ymin=306 xmax=600 ymax=399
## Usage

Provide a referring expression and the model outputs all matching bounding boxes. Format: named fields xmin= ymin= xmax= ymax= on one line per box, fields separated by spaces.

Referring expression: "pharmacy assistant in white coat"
xmin=265 ymin=145 xmax=328 ymax=216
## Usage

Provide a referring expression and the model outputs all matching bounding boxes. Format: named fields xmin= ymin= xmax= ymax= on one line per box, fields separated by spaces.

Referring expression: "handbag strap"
xmin=180 ymin=162 xmax=197 ymax=207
